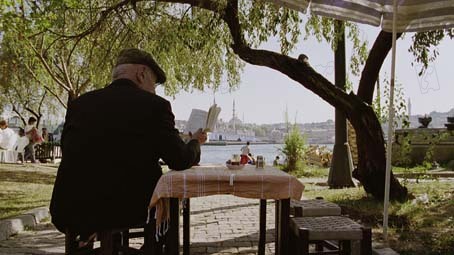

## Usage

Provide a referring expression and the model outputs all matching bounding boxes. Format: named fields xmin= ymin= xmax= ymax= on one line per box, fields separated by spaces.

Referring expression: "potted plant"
xmin=418 ymin=115 xmax=432 ymax=128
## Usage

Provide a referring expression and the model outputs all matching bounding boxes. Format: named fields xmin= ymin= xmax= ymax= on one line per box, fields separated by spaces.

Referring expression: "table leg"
xmin=259 ymin=199 xmax=266 ymax=255
xmin=166 ymin=198 xmax=180 ymax=255
xmin=183 ymin=198 xmax=190 ymax=255
xmin=276 ymin=199 xmax=290 ymax=255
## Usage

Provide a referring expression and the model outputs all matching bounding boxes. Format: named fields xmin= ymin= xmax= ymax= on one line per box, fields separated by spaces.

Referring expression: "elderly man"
xmin=50 ymin=49 xmax=206 ymax=238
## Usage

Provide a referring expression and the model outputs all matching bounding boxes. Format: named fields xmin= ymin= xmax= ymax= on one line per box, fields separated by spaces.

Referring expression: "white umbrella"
xmin=267 ymin=0 xmax=454 ymax=240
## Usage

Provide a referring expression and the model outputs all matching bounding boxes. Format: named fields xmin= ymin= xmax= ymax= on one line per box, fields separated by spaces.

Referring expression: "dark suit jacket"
xmin=50 ymin=79 xmax=200 ymax=233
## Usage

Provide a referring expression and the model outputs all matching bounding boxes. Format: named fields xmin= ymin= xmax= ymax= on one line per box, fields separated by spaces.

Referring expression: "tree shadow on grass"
xmin=0 ymin=170 xmax=55 ymax=185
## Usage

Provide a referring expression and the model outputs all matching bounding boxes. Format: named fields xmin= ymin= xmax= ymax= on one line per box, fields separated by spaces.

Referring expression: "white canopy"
xmin=268 ymin=0 xmax=454 ymax=32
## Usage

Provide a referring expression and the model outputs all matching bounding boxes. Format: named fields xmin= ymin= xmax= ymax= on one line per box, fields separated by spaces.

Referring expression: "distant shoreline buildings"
xmin=177 ymin=102 xmax=454 ymax=144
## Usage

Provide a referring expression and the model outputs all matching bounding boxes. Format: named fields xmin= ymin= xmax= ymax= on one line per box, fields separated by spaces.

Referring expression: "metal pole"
xmin=383 ymin=0 xmax=398 ymax=241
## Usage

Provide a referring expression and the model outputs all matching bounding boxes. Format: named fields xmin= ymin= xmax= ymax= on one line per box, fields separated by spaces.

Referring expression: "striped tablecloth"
xmin=149 ymin=164 xmax=305 ymax=228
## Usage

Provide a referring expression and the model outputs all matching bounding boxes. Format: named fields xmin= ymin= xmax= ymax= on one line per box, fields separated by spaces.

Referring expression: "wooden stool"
xmin=65 ymin=222 xmax=161 ymax=255
xmin=290 ymin=216 xmax=372 ymax=255
xmin=290 ymin=199 xmax=342 ymax=217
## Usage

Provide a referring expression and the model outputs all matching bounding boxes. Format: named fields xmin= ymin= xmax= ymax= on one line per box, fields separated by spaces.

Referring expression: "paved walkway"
xmin=0 ymin=195 xmax=277 ymax=255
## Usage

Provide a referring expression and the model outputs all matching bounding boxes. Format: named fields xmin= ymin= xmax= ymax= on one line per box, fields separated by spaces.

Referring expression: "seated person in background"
xmin=14 ymin=128 xmax=29 ymax=162
xmin=50 ymin=48 xmax=207 ymax=242
xmin=273 ymin=156 xmax=280 ymax=167
xmin=0 ymin=120 xmax=18 ymax=150
xmin=240 ymin=141 xmax=250 ymax=164
xmin=41 ymin=128 xmax=49 ymax=142
xmin=247 ymin=153 xmax=256 ymax=165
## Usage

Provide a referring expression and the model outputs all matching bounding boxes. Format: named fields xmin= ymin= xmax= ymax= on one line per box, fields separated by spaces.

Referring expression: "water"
xmin=200 ymin=144 xmax=284 ymax=164
xmin=200 ymin=143 xmax=334 ymax=164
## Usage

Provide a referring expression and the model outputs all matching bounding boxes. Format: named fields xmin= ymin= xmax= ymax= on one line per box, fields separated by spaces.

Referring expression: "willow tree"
xmin=0 ymin=31 xmax=60 ymax=126
xmin=1 ymin=0 xmax=245 ymax=105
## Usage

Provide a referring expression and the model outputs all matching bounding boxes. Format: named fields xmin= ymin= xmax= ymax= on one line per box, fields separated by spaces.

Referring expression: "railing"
xmin=35 ymin=142 xmax=62 ymax=161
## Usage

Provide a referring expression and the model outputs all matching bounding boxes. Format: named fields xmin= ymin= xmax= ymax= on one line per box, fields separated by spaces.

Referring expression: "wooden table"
xmin=150 ymin=165 xmax=305 ymax=255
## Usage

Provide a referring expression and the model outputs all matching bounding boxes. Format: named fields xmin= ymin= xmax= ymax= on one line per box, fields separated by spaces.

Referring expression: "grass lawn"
xmin=0 ymin=163 xmax=57 ymax=219
xmin=294 ymin=166 xmax=454 ymax=255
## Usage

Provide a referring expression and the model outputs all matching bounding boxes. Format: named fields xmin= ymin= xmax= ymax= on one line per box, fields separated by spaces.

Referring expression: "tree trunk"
xmin=354 ymin=31 xmax=408 ymax=201
xmin=225 ymin=0 xmax=409 ymax=201
xmin=349 ymin=98 xmax=408 ymax=201
xmin=67 ymin=90 xmax=77 ymax=106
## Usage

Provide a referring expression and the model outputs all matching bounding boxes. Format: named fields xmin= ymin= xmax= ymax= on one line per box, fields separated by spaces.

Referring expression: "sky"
xmin=156 ymin=24 xmax=454 ymax=125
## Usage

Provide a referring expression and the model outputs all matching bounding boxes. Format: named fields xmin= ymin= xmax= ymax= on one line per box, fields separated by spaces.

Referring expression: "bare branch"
xmin=12 ymin=105 xmax=27 ymax=126
xmin=55 ymin=0 xmax=137 ymax=39
xmin=44 ymin=85 xmax=68 ymax=109
xmin=37 ymin=91 xmax=47 ymax=116
xmin=26 ymin=40 xmax=72 ymax=92
xmin=60 ymin=55 xmax=74 ymax=89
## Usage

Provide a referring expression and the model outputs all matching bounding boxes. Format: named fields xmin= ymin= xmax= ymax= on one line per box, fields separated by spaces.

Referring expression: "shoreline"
xmin=203 ymin=141 xmax=277 ymax=146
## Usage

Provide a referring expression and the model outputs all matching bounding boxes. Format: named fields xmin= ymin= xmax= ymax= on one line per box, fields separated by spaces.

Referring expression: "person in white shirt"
xmin=0 ymin=120 xmax=18 ymax=150
xmin=13 ymin=128 xmax=29 ymax=162
xmin=25 ymin=117 xmax=40 ymax=163
xmin=240 ymin=141 xmax=250 ymax=164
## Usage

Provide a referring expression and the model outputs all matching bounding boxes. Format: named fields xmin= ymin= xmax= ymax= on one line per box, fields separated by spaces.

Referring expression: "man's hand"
xmin=191 ymin=128 xmax=207 ymax=144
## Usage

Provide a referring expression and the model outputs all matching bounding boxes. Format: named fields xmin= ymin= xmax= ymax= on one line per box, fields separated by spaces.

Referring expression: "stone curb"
xmin=373 ymin=247 xmax=400 ymax=255
xmin=0 ymin=207 xmax=49 ymax=241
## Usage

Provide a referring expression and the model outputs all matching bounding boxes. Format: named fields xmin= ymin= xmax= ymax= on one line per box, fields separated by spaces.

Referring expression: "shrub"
xmin=280 ymin=125 xmax=306 ymax=172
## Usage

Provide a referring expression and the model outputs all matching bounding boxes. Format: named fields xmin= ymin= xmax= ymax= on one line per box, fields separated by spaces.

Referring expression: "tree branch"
xmin=26 ymin=40 xmax=72 ymax=92
xmin=55 ymin=0 xmax=138 ymax=39
xmin=12 ymin=105 xmax=27 ymax=126
xmin=357 ymin=31 xmax=402 ymax=104
xmin=37 ymin=91 xmax=47 ymax=117
xmin=60 ymin=54 xmax=74 ymax=90
xmin=44 ymin=85 xmax=68 ymax=109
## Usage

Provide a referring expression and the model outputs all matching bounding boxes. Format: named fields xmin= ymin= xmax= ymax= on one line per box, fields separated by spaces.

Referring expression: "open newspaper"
xmin=184 ymin=104 xmax=221 ymax=134
xmin=204 ymin=104 xmax=221 ymax=132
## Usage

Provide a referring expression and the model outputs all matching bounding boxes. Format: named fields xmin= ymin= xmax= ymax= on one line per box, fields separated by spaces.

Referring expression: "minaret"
xmin=232 ymin=99 xmax=236 ymax=132
xmin=407 ymin=97 xmax=412 ymax=117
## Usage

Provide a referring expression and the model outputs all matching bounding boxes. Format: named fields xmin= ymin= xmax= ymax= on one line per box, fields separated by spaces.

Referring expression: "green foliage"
xmin=409 ymin=29 xmax=454 ymax=75
xmin=0 ymin=30 xmax=60 ymax=123
xmin=422 ymin=132 xmax=449 ymax=169
xmin=373 ymin=76 xmax=409 ymax=128
xmin=0 ymin=0 xmax=374 ymax=115
xmin=393 ymin=132 xmax=413 ymax=167
xmin=280 ymin=124 xmax=306 ymax=172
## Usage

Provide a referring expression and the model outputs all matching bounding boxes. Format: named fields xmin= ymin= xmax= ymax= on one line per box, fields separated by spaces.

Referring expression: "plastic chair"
xmin=13 ymin=137 xmax=29 ymax=163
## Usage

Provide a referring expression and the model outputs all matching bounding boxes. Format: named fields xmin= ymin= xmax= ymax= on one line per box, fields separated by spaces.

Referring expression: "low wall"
xmin=392 ymin=128 xmax=454 ymax=166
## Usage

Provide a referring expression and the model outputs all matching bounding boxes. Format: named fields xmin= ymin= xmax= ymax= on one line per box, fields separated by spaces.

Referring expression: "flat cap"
xmin=115 ymin=48 xmax=166 ymax=84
